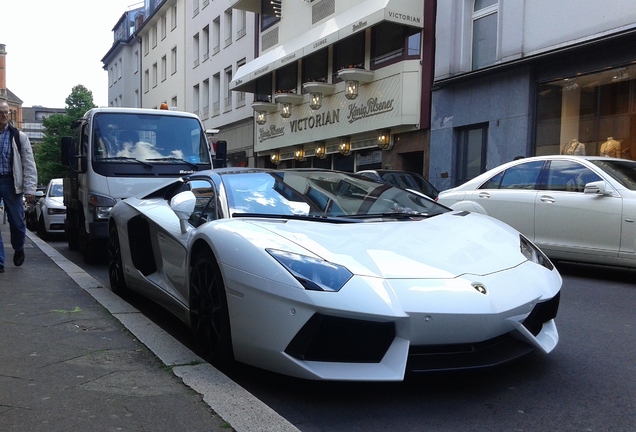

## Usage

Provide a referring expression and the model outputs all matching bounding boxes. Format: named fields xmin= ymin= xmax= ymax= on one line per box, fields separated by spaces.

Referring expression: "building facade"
xmin=431 ymin=0 xmax=636 ymax=190
xmin=20 ymin=106 xmax=67 ymax=144
xmin=229 ymin=0 xmax=434 ymax=173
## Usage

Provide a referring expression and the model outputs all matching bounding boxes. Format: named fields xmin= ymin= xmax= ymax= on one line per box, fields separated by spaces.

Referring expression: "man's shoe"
xmin=0 ymin=265 xmax=4 ymax=273
xmin=13 ymin=250 xmax=25 ymax=267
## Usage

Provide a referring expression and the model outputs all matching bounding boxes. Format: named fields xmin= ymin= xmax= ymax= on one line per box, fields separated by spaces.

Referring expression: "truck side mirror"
xmin=61 ymin=136 xmax=86 ymax=174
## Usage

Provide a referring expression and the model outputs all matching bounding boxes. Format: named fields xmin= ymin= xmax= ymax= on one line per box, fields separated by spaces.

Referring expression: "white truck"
xmin=61 ymin=107 xmax=215 ymax=262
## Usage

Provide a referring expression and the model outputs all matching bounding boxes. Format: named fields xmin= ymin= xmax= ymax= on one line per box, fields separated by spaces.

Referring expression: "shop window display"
xmin=536 ymin=65 xmax=636 ymax=160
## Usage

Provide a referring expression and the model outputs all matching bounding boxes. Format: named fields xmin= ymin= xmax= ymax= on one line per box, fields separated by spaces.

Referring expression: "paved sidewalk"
xmin=0 ymin=218 xmax=300 ymax=432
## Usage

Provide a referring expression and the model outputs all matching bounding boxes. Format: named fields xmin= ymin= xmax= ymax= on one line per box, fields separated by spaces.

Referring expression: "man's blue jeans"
xmin=0 ymin=176 xmax=25 ymax=267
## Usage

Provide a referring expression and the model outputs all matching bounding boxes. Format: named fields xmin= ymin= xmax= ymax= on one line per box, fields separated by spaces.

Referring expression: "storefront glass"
xmin=535 ymin=64 xmax=636 ymax=159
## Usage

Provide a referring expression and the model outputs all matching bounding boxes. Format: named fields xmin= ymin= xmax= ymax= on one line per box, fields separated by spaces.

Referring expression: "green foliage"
xmin=34 ymin=85 xmax=97 ymax=186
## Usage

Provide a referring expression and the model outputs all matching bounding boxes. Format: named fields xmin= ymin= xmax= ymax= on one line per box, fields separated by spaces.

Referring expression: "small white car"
xmin=37 ymin=178 xmax=66 ymax=239
xmin=437 ymin=155 xmax=636 ymax=269
xmin=108 ymin=168 xmax=561 ymax=381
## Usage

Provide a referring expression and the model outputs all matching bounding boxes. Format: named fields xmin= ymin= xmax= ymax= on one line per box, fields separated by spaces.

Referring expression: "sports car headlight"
xmin=520 ymin=235 xmax=554 ymax=270
xmin=267 ymin=249 xmax=353 ymax=292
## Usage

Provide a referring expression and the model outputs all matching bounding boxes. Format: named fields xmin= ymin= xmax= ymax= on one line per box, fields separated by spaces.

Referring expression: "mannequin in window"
xmin=600 ymin=137 xmax=621 ymax=158
xmin=561 ymin=139 xmax=586 ymax=156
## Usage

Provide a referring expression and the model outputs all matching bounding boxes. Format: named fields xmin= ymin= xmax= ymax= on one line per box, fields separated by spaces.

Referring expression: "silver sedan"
xmin=437 ymin=155 xmax=636 ymax=269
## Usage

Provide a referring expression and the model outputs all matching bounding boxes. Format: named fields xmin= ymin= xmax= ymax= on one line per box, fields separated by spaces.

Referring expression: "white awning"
xmin=230 ymin=0 xmax=423 ymax=92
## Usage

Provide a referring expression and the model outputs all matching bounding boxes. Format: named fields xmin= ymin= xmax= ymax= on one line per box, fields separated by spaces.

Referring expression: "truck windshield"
xmin=92 ymin=112 xmax=210 ymax=165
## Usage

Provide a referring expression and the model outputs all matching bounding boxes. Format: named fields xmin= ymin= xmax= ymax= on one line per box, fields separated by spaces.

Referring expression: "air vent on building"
xmin=313 ymin=0 xmax=335 ymax=24
xmin=262 ymin=28 xmax=279 ymax=51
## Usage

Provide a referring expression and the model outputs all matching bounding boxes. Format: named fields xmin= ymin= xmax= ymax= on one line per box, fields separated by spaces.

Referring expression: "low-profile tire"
xmin=108 ymin=224 xmax=128 ymax=295
xmin=190 ymin=250 xmax=233 ymax=367
xmin=37 ymin=215 xmax=49 ymax=240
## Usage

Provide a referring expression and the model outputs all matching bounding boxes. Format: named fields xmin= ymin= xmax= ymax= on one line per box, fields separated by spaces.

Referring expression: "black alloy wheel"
xmin=108 ymin=224 xmax=128 ymax=294
xmin=190 ymin=250 xmax=233 ymax=367
xmin=37 ymin=215 xmax=48 ymax=240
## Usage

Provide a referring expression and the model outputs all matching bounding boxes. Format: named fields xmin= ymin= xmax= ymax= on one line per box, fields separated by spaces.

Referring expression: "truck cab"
xmin=61 ymin=107 xmax=213 ymax=262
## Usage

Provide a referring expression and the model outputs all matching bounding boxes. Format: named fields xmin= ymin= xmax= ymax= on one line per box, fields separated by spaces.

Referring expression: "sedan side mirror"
xmin=170 ymin=190 xmax=196 ymax=233
xmin=584 ymin=180 xmax=612 ymax=196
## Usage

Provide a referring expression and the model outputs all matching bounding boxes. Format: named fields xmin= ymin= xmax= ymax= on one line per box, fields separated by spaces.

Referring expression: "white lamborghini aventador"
xmin=108 ymin=168 xmax=561 ymax=381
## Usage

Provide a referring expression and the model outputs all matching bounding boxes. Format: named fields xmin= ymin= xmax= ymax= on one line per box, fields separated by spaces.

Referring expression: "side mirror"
xmin=170 ymin=190 xmax=196 ymax=233
xmin=584 ymin=180 xmax=612 ymax=196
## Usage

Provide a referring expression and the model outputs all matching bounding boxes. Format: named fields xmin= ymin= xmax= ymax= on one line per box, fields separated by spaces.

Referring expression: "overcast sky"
xmin=2 ymin=1 xmax=143 ymax=108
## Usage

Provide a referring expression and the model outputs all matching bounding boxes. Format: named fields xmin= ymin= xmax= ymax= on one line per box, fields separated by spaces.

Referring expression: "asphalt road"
xmin=46 ymin=235 xmax=636 ymax=432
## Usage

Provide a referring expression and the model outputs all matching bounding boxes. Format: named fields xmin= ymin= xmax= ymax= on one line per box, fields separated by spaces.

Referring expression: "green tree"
xmin=34 ymin=85 xmax=96 ymax=186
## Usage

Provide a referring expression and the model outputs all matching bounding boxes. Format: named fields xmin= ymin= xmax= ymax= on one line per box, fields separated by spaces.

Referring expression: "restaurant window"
xmin=535 ymin=64 xmax=636 ymax=160
xmin=254 ymin=74 xmax=273 ymax=102
xmin=275 ymin=63 xmax=298 ymax=93
xmin=302 ymin=48 xmax=328 ymax=84
xmin=333 ymin=32 xmax=365 ymax=80
xmin=261 ymin=0 xmax=280 ymax=31
xmin=371 ymin=22 xmax=421 ymax=69
xmin=456 ymin=124 xmax=488 ymax=185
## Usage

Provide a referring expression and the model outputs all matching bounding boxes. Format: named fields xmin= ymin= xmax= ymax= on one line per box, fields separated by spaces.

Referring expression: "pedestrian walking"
xmin=0 ymin=101 xmax=37 ymax=273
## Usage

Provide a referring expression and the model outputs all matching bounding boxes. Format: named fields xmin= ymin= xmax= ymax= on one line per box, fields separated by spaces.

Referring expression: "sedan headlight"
xmin=267 ymin=249 xmax=353 ymax=292
xmin=47 ymin=208 xmax=66 ymax=215
xmin=520 ymin=235 xmax=554 ymax=270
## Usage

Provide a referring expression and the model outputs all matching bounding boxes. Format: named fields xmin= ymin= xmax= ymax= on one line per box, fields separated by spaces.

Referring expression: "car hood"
xmin=44 ymin=196 xmax=65 ymax=209
xmin=247 ymin=212 xmax=528 ymax=279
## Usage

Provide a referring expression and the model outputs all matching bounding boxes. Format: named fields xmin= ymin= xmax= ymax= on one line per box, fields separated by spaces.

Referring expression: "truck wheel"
xmin=65 ymin=210 xmax=79 ymax=250
xmin=79 ymin=224 xmax=100 ymax=263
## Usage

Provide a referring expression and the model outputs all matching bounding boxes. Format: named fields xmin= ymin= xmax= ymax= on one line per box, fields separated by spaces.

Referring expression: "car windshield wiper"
xmin=146 ymin=157 xmax=199 ymax=168
xmin=232 ymin=212 xmax=356 ymax=223
xmin=99 ymin=156 xmax=152 ymax=168
xmin=337 ymin=212 xmax=429 ymax=220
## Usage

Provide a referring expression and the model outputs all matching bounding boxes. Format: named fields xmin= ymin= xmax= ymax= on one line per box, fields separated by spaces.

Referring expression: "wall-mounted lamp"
xmin=309 ymin=92 xmax=322 ymax=110
xmin=270 ymin=151 xmax=280 ymax=164
xmin=281 ymin=102 xmax=292 ymax=119
xmin=338 ymin=68 xmax=374 ymax=101
xmin=378 ymin=129 xmax=392 ymax=150
xmin=256 ymin=111 xmax=267 ymax=125
xmin=344 ymin=81 xmax=358 ymax=100
xmin=252 ymin=101 xmax=278 ymax=125
xmin=339 ymin=137 xmax=351 ymax=156
xmin=294 ymin=145 xmax=305 ymax=161
xmin=563 ymin=78 xmax=579 ymax=91
xmin=314 ymin=142 xmax=327 ymax=159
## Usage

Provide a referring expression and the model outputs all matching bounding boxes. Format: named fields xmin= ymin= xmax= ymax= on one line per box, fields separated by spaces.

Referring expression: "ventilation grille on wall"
xmin=262 ymin=27 xmax=279 ymax=51
xmin=313 ymin=0 xmax=335 ymax=24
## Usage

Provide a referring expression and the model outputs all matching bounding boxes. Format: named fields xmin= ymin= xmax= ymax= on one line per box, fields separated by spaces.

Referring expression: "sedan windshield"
xmin=591 ymin=159 xmax=636 ymax=190
xmin=224 ymin=170 xmax=448 ymax=219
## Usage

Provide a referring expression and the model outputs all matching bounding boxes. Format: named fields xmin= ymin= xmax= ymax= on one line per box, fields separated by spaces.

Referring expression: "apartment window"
xmin=193 ymin=33 xmax=200 ymax=67
xmin=171 ymin=5 xmax=177 ymax=30
xmin=134 ymin=50 xmax=139 ymax=73
xmin=213 ymin=73 xmax=221 ymax=115
xmin=118 ymin=58 xmax=123 ymax=79
xmin=152 ymin=25 xmax=158 ymax=48
xmin=152 ymin=63 xmax=158 ymax=88
xmin=203 ymin=79 xmax=210 ymax=118
xmin=261 ymin=0 xmax=280 ymax=31
xmin=193 ymin=0 xmax=199 ymax=16
xmin=371 ymin=22 xmax=421 ymax=69
xmin=224 ymin=67 xmax=233 ymax=112
xmin=224 ymin=9 xmax=233 ymax=47
xmin=171 ymin=96 xmax=178 ymax=108
xmin=236 ymin=10 xmax=247 ymax=39
xmin=144 ymin=69 xmax=150 ymax=93
xmin=171 ymin=47 xmax=178 ymax=75
xmin=213 ymin=17 xmax=221 ymax=55
xmin=472 ymin=0 xmax=498 ymax=70
xmin=202 ymin=25 xmax=210 ymax=61
xmin=144 ymin=36 xmax=149 ymax=55
xmin=135 ymin=89 xmax=140 ymax=107
xmin=193 ymin=84 xmax=200 ymax=116
xmin=456 ymin=124 xmax=488 ymax=185
xmin=236 ymin=59 xmax=246 ymax=107
xmin=161 ymin=16 xmax=167 ymax=40
xmin=161 ymin=55 xmax=167 ymax=81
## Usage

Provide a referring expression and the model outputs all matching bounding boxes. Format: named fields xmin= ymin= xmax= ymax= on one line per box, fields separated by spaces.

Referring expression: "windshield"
xmin=92 ymin=112 xmax=210 ymax=164
xmin=49 ymin=183 xmax=63 ymax=197
xmin=224 ymin=170 xmax=448 ymax=218
xmin=591 ymin=159 xmax=636 ymax=190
